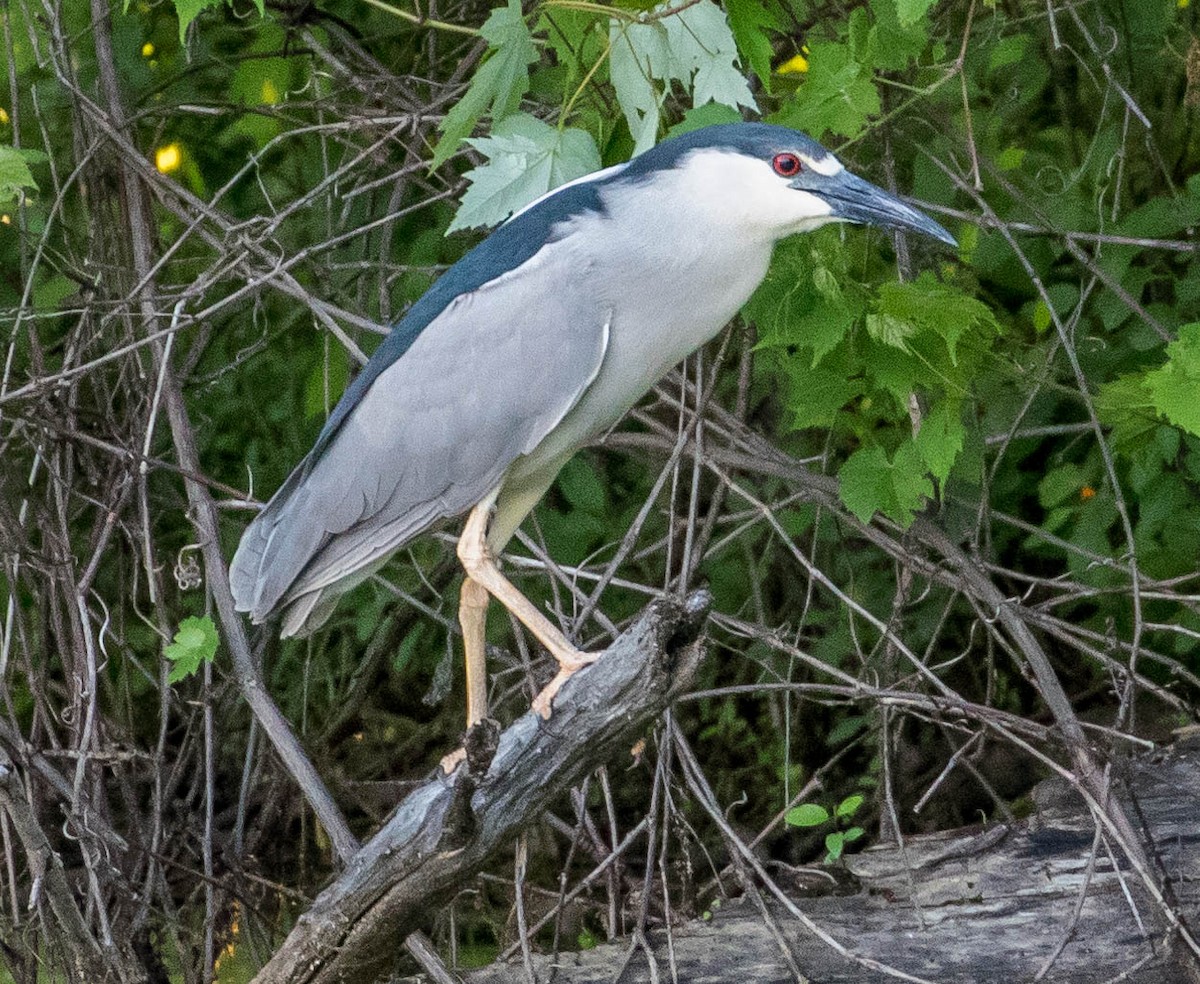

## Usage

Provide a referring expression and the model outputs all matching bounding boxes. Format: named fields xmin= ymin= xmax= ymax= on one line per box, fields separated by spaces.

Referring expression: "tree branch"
xmin=251 ymin=590 xmax=712 ymax=984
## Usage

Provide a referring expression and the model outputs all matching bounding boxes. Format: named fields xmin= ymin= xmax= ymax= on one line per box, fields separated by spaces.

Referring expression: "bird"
xmin=229 ymin=122 xmax=955 ymax=732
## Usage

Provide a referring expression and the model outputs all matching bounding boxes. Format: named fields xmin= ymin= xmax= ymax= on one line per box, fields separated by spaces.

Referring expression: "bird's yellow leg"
xmin=441 ymin=576 xmax=492 ymax=775
xmin=460 ymin=576 xmax=490 ymax=728
xmin=457 ymin=490 xmax=597 ymax=719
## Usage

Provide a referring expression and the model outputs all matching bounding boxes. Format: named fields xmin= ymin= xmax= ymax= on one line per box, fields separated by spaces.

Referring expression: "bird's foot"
xmin=440 ymin=717 xmax=502 ymax=776
xmin=440 ymin=747 xmax=466 ymax=775
xmin=531 ymin=650 xmax=599 ymax=719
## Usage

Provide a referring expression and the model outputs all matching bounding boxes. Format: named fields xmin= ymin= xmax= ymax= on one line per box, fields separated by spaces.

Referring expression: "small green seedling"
xmin=164 ymin=615 xmax=219 ymax=683
xmin=784 ymin=794 xmax=866 ymax=862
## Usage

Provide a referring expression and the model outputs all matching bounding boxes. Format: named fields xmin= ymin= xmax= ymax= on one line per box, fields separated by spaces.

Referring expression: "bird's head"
xmin=627 ymin=123 xmax=956 ymax=248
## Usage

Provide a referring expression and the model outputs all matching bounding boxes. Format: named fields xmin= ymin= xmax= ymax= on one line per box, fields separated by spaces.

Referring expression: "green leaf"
xmin=610 ymin=0 xmax=755 ymax=154
xmin=171 ymin=0 xmax=264 ymax=43
xmin=988 ymin=33 xmax=1028 ymax=71
xmin=839 ymin=442 xmax=933 ymax=525
xmin=780 ymin=350 xmax=865 ymax=430
xmin=173 ymin=0 xmax=222 ymax=41
xmin=743 ymin=238 xmax=865 ymax=368
xmin=432 ymin=0 xmax=538 ymax=168
xmin=867 ymin=0 xmax=930 ymax=68
xmin=997 ymin=147 xmax=1026 ymax=171
xmin=826 ymin=714 xmax=868 ymax=745
xmin=894 ymin=0 xmax=937 ymax=27
xmin=1115 ymin=175 xmax=1200 ymax=239
xmin=667 ymin=102 xmax=743 ymax=137
xmin=785 ymin=803 xmax=830 ymax=827
xmin=1143 ymin=323 xmax=1200 ymax=438
xmin=1038 ymin=463 xmax=1086 ymax=510
xmin=772 ymin=42 xmax=880 ymax=140
xmin=843 ymin=826 xmax=865 ymax=842
xmin=824 ymin=831 xmax=846 ymax=861
xmin=874 ymin=273 xmax=998 ymax=365
xmin=608 ymin=21 xmax=664 ymax=154
xmin=893 ymin=442 xmax=937 ymax=518
xmin=836 ymin=794 xmax=864 ymax=818
xmin=866 ymin=312 xmax=915 ymax=350
xmin=448 ymin=113 xmax=602 ymax=231
xmin=304 ymin=344 xmax=350 ymax=419
xmin=0 ymin=145 xmax=38 ymax=205
xmin=839 ymin=447 xmax=892 ymax=522
xmin=1097 ymin=373 xmax=1160 ymax=453
xmin=913 ymin=399 xmax=964 ymax=484
xmin=164 ymin=615 xmax=219 ymax=684
xmin=32 ymin=274 xmax=75 ymax=313
xmin=725 ymin=0 xmax=777 ymax=88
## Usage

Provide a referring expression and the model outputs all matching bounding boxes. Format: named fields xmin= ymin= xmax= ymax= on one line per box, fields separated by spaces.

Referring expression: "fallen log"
xmin=251 ymin=591 xmax=712 ymax=984
xmin=466 ymin=739 xmax=1200 ymax=983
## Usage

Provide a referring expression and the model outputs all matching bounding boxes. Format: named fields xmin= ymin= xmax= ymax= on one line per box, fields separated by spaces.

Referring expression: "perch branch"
xmin=251 ymin=591 xmax=711 ymax=984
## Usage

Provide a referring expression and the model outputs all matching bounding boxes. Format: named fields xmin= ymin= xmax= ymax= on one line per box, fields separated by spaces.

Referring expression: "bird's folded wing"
xmin=229 ymin=244 xmax=609 ymax=628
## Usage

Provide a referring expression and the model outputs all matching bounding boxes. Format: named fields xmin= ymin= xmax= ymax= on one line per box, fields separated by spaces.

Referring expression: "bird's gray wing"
xmin=229 ymin=246 xmax=609 ymax=634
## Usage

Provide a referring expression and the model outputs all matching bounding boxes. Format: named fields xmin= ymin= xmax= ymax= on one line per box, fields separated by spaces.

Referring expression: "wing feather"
xmin=229 ymin=240 xmax=609 ymax=633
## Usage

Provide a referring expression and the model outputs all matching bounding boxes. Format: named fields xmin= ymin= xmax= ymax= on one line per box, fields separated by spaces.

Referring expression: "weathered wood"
xmin=467 ymin=741 xmax=1200 ymax=983
xmin=250 ymin=591 xmax=711 ymax=984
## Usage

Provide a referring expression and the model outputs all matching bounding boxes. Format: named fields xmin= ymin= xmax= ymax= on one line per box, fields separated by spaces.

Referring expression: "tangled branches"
xmin=1 ymin=1 xmax=1199 ymax=982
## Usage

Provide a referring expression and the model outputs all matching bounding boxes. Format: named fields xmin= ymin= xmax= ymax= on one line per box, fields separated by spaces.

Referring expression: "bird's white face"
xmin=520 ymin=126 xmax=954 ymax=255
xmin=624 ymin=140 xmax=955 ymax=251
xmin=661 ymin=146 xmax=848 ymax=243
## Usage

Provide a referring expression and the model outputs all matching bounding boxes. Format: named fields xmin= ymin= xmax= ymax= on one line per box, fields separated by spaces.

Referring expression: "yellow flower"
xmin=155 ymin=143 xmax=182 ymax=174
xmin=1179 ymin=0 xmax=1190 ymax=9
xmin=778 ymin=45 xmax=810 ymax=75
xmin=0 ymin=107 xmax=9 ymax=125
xmin=142 ymin=42 xmax=155 ymax=58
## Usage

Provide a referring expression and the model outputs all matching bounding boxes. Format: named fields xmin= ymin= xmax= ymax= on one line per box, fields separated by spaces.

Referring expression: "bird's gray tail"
xmin=229 ymin=459 xmax=332 ymax=634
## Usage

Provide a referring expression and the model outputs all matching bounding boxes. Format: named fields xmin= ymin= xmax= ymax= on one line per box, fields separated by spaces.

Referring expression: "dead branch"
xmin=466 ymin=739 xmax=1200 ymax=984
xmin=250 ymin=590 xmax=712 ymax=984
xmin=0 ymin=751 xmax=146 ymax=984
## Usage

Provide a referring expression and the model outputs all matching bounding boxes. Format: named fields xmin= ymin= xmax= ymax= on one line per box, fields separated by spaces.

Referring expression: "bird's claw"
xmin=440 ymin=747 xmax=466 ymax=775
xmin=531 ymin=650 xmax=598 ymax=719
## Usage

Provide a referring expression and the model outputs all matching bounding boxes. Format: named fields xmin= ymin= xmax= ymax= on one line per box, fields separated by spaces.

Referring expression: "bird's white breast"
xmin=507 ymin=153 xmax=786 ymax=481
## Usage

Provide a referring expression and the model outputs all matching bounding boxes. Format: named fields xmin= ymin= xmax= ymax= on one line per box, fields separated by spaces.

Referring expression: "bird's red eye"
xmin=772 ymin=153 xmax=803 ymax=177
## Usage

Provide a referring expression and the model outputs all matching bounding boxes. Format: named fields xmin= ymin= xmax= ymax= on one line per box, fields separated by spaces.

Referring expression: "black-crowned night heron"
xmin=229 ymin=122 xmax=954 ymax=733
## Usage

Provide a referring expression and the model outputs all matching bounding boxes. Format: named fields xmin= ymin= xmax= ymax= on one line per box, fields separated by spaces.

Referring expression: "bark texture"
xmin=467 ymin=739 xmax=1200 ymax=984
xmin=251 ymin=591 xmax=712 ymax=984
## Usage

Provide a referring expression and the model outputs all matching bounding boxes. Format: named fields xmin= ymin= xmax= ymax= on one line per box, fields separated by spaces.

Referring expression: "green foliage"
xmin=724 ymin=0 xmax=778 ymax=89
xmin=609 ymin=0 xmax=755 ymax=152
xmin=432 ymin=0 xmax=538 ymax=168
xmin=158 ymin=0 xmax=265 ymax=43
xmin=0 ymin=145 xmax=40 ymax=205
xmin=746 ymin=239 xmax=997 ymax=524
xmin=784 ymin=802 xmax=830 ymax=827
xmin=8 ymin=0 xmax=1200 ymax=974
xmin=825 ymin=826 xmax=865 ymax=862
xmin=1142 ymin=324 xmax=1200 ymax=438
xmin=772 ymin=42 xmax=880 ymax=139
xmin=449 ymin=114 xmax=601 ymax=231
xmin=894 ymin=0 xmax=937 ymax=28
xmin=164 ymin=615 xmax=220 ymax=683
xmin=786 ymin=795 xmax=866 ymax=862
xmin=840 ymin=444 xmax=932 ymax=525
xmin=433 ymin=0 xmax=757 ymax=194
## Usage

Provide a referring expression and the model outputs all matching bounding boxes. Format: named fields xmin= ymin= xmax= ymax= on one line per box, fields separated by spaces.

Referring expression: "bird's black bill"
xmin=807 ymin=170 xmax=957 ymax=248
